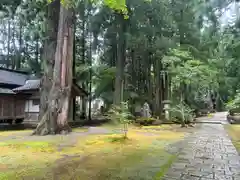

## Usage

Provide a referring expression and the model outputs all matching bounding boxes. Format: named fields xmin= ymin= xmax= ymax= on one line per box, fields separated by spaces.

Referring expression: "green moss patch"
xmin=0 ymin=127 xmax=187 ymax=179
xmin=72 ymin=127 xmax=89 ymax=132
xmin=225 ymin=125 xmax=240 ymax=153
xmin=155 ymin=155 xmax=177 ymax=179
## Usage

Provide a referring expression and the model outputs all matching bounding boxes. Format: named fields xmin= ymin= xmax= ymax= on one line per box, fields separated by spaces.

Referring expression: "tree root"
xmin=32 ymin=111 xmax=50 ymax=136
xmin=33 ymin=109 xmax=72 ymax=136
xmin=57 ymin=123 xmax=72 ymax=135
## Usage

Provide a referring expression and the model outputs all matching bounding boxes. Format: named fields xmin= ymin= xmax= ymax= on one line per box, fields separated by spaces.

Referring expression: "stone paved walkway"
xmin=163 ymin=113 xmax=240 ymax=180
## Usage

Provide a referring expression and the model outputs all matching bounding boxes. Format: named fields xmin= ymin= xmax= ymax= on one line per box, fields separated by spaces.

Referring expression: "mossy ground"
xmin=0 ymin=125 xmax=190 ymax=180
xmin=225 ymin=124 xmax=240 ymax=153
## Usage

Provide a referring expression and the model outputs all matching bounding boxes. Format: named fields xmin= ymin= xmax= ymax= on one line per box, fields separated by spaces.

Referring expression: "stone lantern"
xmin=163 ymin=100 xmax=171 ymax=120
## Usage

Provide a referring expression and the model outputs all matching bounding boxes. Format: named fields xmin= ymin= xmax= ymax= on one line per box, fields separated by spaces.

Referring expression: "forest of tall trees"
xmin=1 ymin=0 xmax=240 ymax=135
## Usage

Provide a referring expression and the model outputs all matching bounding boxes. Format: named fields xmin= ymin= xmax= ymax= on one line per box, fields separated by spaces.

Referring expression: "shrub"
xmin=107 ymin=101 xmax=132 ymax=138
xmin=226 ymin=91 xmax=240 ymax=113
xmin=170 ymin=102 xmax=195 ymax=127
xmin=135 ymin=117 xmax=157 ymax=126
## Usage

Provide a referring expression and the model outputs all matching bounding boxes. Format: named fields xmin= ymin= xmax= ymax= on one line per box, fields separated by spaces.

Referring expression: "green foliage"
xmin=47 ymin=0 xmax=128 ymax=14
xmin=107 ymin=101 xmax=132 ymax=137
xmin=91 ymin=65 xmax=116 ymax=105
xmin=170 ymin=102 xmax=195 ymax=126
xmin=165 ymin=48 xmax=218 ymax=91
xmin=226 ymin=91 xmax=240 ymax=111
xmin=103 ymin=0 xmax=128 ymax=16
xmin=1 ymin=0 xmax=239 ymax=120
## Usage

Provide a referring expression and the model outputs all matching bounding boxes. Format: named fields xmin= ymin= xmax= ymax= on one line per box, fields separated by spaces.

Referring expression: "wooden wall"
xmin=0 ymin=90 xmax=84 ymax=123
xmin=0 ymin=95 xmax=25 ymax=120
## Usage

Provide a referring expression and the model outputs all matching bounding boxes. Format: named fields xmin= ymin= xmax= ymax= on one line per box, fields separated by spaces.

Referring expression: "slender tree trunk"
xmin=164 ymin=71 xmax=169 ymax=101
xmin=80 ymin=3 xmax=87 ymax=117
xmin=7 ymin=19 xmax=11 ymax=68
xmin=88 ymin=32 xmax=92 ymax=121
xmin=130 ymin=49 xmax=136 ymax=87
xmin=72 ymin=16 xmax=76 ymax=121
xmin=112 ymin=35 xmax=117 ymax=66
xmin=146 ymin=38 xmax=152 ymax=101
xmin=114 ymin=14 xmax=126 ymax=105
xmin=154 ymin=58 xmax=163 ymax=117
xmin=12 ymin=19 xmax=16 ymax=69
xmin=81 ymin=97 xmax=87 ymax=118
xmin=87 ymin=3 xmax=92 ymax=121
xmin=16 ymin=22 xmax=22 ymax=69
xmin=216 ymin=93 xmax=222 ymax=112
xmin=180 ymin=88 xmax=186 ymax=127
xmin=35 ymin=37 xmax=41 ymax=75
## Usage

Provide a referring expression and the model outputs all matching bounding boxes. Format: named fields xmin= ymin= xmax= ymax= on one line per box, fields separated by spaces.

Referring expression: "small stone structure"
xmin=142 ymin=102 xmax=151 ymax=118
xmin=163 ymin=100 xmax=171 ymax=121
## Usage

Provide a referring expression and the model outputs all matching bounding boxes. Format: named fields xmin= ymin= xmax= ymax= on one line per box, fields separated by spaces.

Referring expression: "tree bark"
xmin=16 ymin=22 xmax=22 ymax=69
xmin=7 ymin=19 xmax=11 ymax=68
xmin=114 ymin=14 xmax=126 ymax=105
xmin=153 ymin=58 xmax=163 ymax=117
xmin=35 ymin=37 xmax=41 ymax=76
xmin=35 ymin=0 xmax=60 ymax=135
xmin=72 ymin=16 xmax=76 ymax=121
xmin=88 ymin=32 xmax=92 ymax=121
xmin=80 ymin=2 xmax=87 ymax=117
xmin=12 ymin=19 xmax=16 ymax=69
xmin=34 ymin=1 xmax=75 ymax=135
xmin=55 ymin=5 xmax=75 ymax=133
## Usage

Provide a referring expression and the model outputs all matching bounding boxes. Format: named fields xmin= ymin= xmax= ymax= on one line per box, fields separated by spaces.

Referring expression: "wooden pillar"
xmin=72 ymin=97 xmax=76 ymax=121
xmin=68 ymin=98 xmax=73 ymax=121
xmin=81 ymin=96 xmax=87 ymax=119
xmin=0 ymin=98 xmax=3 ymax=120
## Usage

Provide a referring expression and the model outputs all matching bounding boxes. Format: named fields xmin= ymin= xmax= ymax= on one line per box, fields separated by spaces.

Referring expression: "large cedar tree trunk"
xmin=34 ymin=3 xmax=75 ymax=135
xmin=35 ymin=0 xmax=60 ymax=135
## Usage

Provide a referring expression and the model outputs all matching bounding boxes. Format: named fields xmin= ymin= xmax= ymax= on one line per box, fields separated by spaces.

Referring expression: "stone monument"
xmin=142 ymin=102 xmax=151 ymax=118
xmin=163 ymin=100 xmax=171 ymax=121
